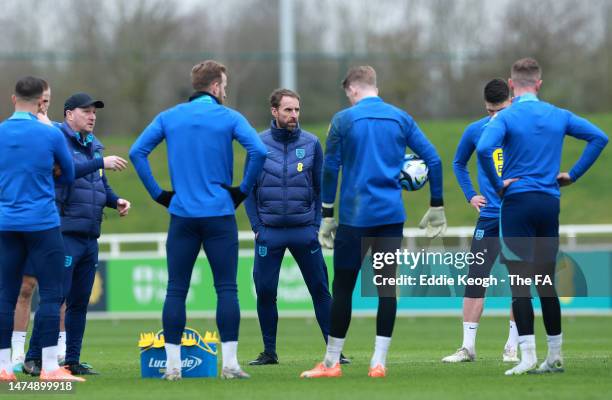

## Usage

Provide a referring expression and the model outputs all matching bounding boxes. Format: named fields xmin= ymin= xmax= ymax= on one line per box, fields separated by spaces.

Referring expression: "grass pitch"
xmin=10 ymin=316 xmax=611 ymax=399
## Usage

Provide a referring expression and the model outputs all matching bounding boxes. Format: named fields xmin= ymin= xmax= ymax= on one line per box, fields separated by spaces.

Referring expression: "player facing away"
xmin=10 ymin=80 xmax=57 ymax=372
xmin=301 ymin=66 xmax=446 ymax=379
xmin=443 ymin=79 xmax=519 ymax=363
xmin=477 ymin=58 xmax=608 ymax=375
xmin=0 ymin=76 xmax=81 ymax=382
xmin=130 ymin=60 xmax=267 ymax=380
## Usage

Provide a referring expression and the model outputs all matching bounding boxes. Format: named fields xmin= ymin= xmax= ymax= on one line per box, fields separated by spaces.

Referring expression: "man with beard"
xmin=244 ymin=89 xmax=347 ymax=366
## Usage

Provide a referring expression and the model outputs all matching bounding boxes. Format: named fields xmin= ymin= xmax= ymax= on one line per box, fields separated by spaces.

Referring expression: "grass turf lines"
xmin=9 ymin=316 xmax=611 ymax=399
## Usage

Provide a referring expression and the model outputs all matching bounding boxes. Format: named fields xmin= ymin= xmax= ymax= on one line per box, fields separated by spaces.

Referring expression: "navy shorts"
xmin=500 ymin=191 xmax=560 ymax=264
xmin=23 ymin=259 xmax=35 ymax=277
xmin=334 ymin=223 xmax=404 ymax=297
xmin=464 ymin=216 xmax=501 ymax=298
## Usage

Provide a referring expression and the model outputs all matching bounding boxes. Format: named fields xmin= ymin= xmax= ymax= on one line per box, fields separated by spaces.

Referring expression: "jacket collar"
xmin=188 ymin=91 xmax=221 ymax=104
xmin=61 ymin=121 xmax=94 ymax=148
xmin=270 ymin=120 xmax=300 ymax=143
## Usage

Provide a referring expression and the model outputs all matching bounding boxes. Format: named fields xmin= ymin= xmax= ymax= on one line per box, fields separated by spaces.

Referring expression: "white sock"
xmin=546 ymin=333 xmax=563 ymax=361
xmin=0 ymin=348 xmax=11 ymax=372
xmin=164 ymin=343 xmax=181 ymax=372
xmin=42 ymin=346 xmax=60 ymax=372
xmin=518 ymin=335 xmax=537 ymax=366
xmin=461 ymin=322 xmax=479 ymax=353
xmin=323 ymin=336 xmax=345 ymax=367
xmin=221 ymin=341 xmax=239 ymax=370
xmin=57 ymin=331 xmax=66 ymax=360
xmin=323 ymin=336 xmax=345 ymax=368
xmin=370 ymin=336 xmax=391 ymax=368
xmin=11 ymin=331 xmax=27 ymax=362
xmin=505 ymin=321 xmax=519 ymax=349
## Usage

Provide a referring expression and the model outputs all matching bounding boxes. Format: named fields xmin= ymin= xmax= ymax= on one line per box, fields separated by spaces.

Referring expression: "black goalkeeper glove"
xmin=221 ymin=184 xmax=248 ymax=209
xmin=155 ymin=190 xmax=175 ymax=208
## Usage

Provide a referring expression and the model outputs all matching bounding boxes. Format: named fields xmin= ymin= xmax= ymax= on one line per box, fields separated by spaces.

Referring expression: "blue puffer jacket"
xmin=244 ymin=121 xmax=323 ymax=230
xmin=54 ymin=122 xmax=119 ymax=238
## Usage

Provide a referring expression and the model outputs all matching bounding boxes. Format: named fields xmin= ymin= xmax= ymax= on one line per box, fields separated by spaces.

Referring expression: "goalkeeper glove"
xmin=418 ymin=206 xmax=447 ymax=238
xmin=318 ymin=217 xmax=338 ymax=249
xmin=155 ymin=190 xmax=175 ymax=208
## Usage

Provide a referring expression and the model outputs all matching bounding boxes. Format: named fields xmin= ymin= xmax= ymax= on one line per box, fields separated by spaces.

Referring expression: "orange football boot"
xmin=300 ymin=362 xmax=342 ymax=378
xmin=0 ymin=369 xmax=17 ymax=382
xmin=40 ymin=368 xmax=86 ymax=382
xmin=368 ymin=364 xmax=387 ymax=378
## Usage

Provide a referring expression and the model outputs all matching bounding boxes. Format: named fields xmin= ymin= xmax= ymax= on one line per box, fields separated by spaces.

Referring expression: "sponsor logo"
xmin=493 ymin=148 xmax=503 ymax=177
xmin=297 ymin=162 xmax=303 ymax=172
xmin=148 ymin=355 xmax=203 ymax=373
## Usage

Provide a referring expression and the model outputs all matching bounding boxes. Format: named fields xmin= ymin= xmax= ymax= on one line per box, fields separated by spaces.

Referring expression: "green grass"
xmin=100 ymin=113 xmax=612 ymax=233
xmin=9 ymin=316 xmax=611 ymax=399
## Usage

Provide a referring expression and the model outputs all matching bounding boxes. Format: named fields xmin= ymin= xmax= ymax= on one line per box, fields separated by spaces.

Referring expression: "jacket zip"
xmin=283 ymin=142 xmax=288 ymax=227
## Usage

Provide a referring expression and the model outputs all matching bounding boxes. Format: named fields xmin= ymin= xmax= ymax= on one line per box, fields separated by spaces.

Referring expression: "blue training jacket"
xmin=55 ymin=122 xmax=119 ymax=238
xmin=0 ymin=112 xmax=74 ymax=231
xmin=453 ymin=116 xmax=502 ymax=218
xmin=477 ymin=93 xmax=608 ymax=198
xmin=129 ymin=93 xmax=267 ymax=218
xmin=244 ymin=121 xmax=323 ymax=231
xmin=322 ymin=96 xmax=443 ymax=227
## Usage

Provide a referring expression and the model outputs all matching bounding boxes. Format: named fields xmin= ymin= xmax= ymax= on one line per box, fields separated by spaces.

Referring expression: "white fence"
xmin=98 ymin=224 xmax=612 ymax=259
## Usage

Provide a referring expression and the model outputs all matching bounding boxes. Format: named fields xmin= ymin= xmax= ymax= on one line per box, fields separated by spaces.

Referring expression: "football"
xmin=399 ymin=153 xmax=429 ymax=191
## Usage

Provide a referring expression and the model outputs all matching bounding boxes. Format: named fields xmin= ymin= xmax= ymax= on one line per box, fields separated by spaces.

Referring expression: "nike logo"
xmin=310 ymin=248 xmax=320 ymax=254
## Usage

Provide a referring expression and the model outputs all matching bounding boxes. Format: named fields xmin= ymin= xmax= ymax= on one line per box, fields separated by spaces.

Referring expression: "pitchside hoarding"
xmin=102 ymin=252 xmax=612 ymax=313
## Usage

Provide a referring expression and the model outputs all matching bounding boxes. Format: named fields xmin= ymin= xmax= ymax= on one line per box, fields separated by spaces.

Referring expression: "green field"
xmin=99 ymin=113 xmax=612 ymax=234
xmin=7 ymin=316 xmax=611 ymax=399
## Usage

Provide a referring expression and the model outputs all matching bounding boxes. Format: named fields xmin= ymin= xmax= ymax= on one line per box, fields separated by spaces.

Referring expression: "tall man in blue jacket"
xmin=130 ymin=60 xmax=267 ymax=380
xmin=0 ymin=76 xmax=76 ymax=382
xmin=24 ymin=93 xmax=131 ymax=377
xmin=443 ymin=79 xmax=518 ymax=363
xmin=244 ymin=89 xmax=333 ymax=366
xmin=477 ymin=58 xmax=608 ymax=375
xmin=301 ymin=66 xmax=446 ymax=379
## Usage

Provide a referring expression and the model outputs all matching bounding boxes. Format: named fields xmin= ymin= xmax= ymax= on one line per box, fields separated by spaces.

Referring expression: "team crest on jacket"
xmin=258 ymin=245 xmax=268 ymax=257
xmin=295 ymin=148 xmax=305 ymax=159
xmin=474 ymin=229 xmax=484 ymax=240
xmin=65 ymin=256 xmax=73 ymax=267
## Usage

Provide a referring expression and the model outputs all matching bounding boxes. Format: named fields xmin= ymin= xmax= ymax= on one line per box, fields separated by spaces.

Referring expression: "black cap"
xmin=64 ymin=93 xmax=104 ymax=115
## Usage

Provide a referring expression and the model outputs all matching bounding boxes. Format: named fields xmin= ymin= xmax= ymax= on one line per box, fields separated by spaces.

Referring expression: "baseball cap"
xmin=64 ymin=93 xmax=105 ymax=115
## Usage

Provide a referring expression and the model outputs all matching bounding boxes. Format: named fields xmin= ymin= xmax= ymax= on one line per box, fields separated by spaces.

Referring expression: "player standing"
xmin=130 ymin=60 xmax=267 ymax=380
xmin=443 ymin=79 xmax=519 ymax=363
xmin=0 ymin=76 xmax=80 ymax=382
xmin=477 ymin=58 xmax=608 ymax=375
xmin=301 ymin=66 xmax=446 ymax=378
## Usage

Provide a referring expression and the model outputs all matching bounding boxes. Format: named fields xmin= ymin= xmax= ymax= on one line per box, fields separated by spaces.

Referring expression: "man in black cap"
xmin=23 ymin=93 xmax=131 ymax=376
